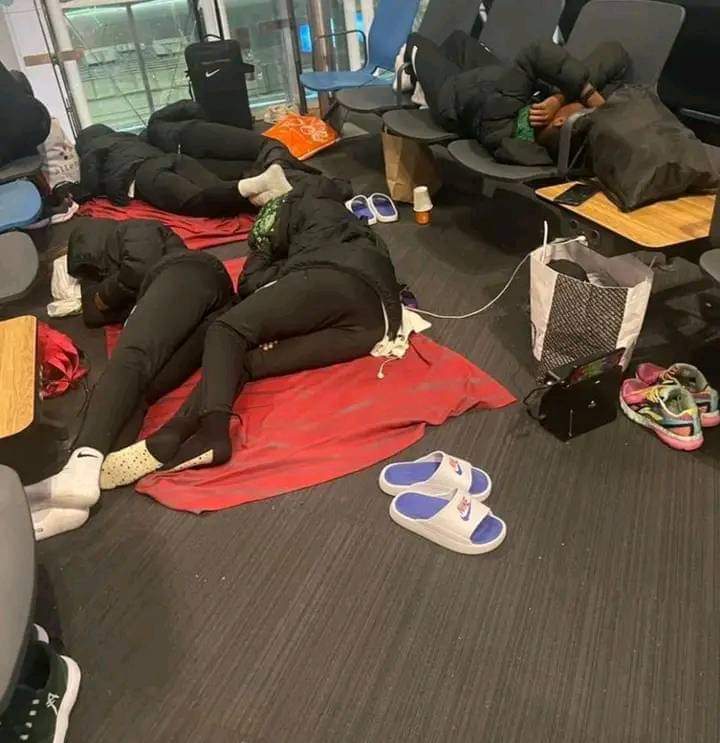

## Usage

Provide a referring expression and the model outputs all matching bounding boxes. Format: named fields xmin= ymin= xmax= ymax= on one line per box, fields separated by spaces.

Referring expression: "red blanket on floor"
xmin=106 ymin=258 xmax=515 ymax=513
xmin=79 ymin=198 xmax=254 ymax=250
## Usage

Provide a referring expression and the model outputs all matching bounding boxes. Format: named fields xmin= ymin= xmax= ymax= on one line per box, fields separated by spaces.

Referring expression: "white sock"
xmin=238 ymin=163 xmax=292 ymax=202
xmin=410 ymin=46 xmax=428 ymax=107
xmin=32 ymin=507 xmax=89 ymax=541
xmin=24 ymin=447 xmax=103 ymax=510
xmin=250 ymin=190 xmax=277 ymax=208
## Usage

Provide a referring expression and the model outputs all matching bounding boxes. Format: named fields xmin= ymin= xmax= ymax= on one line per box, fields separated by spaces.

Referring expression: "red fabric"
xmin=79 ymin=198 xmax=254 ymax=251
xmin=38 ymin=322 xmax=87 ymax=398
xmin=138 ymin=338 xmax=514 ymax=513
xmin=104 ymin=256 xmax=515 ymax=513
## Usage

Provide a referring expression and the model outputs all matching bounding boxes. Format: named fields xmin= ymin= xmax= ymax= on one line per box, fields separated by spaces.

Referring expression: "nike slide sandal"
xmin=345 ymin=195 xmax=377 ymax=225
xmin=379 ymin=451 xmax=491 ymax=499
xmin=369 ymin=193 xmax=398 ymax=223
xmin=390 ymin=489 xmax=506 ymax=555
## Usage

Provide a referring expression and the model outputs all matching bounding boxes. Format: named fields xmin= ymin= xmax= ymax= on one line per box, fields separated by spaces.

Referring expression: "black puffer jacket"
xmin=438 ymin=40 xmax=630 ymax=165
xmin=68 ymin=217 xmax=187 ymax=326
xmin=0 ymin=61 xmax=50 ymax=167
xmin=238 ymin=180 xmax=402 ymax=335
xmin=75 ymin=124 xmax=163 ymax=205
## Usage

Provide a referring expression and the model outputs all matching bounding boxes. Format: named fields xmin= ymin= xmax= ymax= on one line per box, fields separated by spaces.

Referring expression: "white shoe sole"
xmin=54 ymin=655 xmax=82 ymax=743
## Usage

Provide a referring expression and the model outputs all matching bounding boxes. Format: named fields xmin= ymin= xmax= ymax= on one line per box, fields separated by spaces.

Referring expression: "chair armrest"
xmin=394 ymin=61 xmax=411 ymax=104
xmin=312 ymin=29 xmax=368 ymax=71
xmin=680 ymin=108 xmax=720 ymax=126
xmin=557 ymin=108 xmax=593 ymax=177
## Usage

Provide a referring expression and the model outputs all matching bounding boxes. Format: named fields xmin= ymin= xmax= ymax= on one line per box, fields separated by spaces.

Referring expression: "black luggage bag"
xmin=185 ymin=38 xmax=254 ymax=129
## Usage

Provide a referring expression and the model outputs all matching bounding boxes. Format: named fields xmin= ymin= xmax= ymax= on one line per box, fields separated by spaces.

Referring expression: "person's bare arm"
xmin=530 ymin=93 xmax=565 ymax=127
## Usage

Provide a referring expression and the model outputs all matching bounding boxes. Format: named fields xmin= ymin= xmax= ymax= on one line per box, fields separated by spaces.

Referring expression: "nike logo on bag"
xmin=205 ymin=69 xmax=220 ymax=78
xmin=77 ymin=452 xmax=100 ymax=459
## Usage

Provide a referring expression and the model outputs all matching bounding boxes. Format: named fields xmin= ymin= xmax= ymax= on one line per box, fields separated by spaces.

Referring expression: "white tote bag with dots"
xmin=530 ymin=236 xmax=653 ymax=377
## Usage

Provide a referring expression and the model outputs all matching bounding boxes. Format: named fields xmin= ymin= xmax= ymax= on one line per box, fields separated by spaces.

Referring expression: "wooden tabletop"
xmin=536 ymin=182 xmax=717 ymax=249
xmin=0 ymin=316 xmax=37 ymax=439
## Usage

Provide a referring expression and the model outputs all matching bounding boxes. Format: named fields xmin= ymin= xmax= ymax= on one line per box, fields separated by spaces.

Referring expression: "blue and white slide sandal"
xmin=379 ymin=451 xmax=491 ymax=500
xmin=345 ymin=195 xmax=377 ymax=225
xmin=390 ymin=489 xmax=506 ymax=554
xmin=369 ymin=192 xmax=399 ymax=223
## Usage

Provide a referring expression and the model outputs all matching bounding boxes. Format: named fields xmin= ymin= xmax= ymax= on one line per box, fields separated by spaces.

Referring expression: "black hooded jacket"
xmin=75 ymin=124 xmax=163 ymax=205
xmin=238 ymin=181 xmax=402 ymax=336
xmin=0 ymin=62 xmax=50 ymax=167
xmin=67 ymin=217 xmax=187 ymax=325
xmin=438 ymin=40 xmax=630 ymax=165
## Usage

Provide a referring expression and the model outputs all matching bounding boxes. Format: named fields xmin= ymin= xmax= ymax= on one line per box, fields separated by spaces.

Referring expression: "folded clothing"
xmin=132 ymin=334 xmax=515 ymax=513
xmin=78 ymin=197 xmax=254 ymax=250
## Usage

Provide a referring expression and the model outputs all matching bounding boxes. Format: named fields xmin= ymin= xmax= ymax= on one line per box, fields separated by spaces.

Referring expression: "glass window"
xmin=63 ymin=0 xmax=199 ymax=131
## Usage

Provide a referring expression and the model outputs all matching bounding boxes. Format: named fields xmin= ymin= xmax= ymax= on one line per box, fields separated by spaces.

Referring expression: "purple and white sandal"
xmin=379 ymin=451 xmax=491 ymax=500
xmin=389 ymin=488 xmax=506 ymax=554
xmin=369 ymin=192 xmax=399 ymax=223
xmin=345 ymin=195 xmax=377 ymax=225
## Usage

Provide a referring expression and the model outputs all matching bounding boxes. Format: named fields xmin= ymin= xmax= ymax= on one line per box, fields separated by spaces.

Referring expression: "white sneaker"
xmin=32 ymin=507 xmax=89 ymax=541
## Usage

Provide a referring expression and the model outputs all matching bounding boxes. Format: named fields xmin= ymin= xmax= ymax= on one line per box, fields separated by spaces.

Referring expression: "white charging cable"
xmin=412 ymin=221 xmax=549 ymax=321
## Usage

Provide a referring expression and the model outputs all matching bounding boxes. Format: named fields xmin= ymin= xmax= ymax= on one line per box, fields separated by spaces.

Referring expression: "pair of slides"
xmin=379 ymin=451 xmax=506 ymax=555
xmin=345 ymin=193 xmax=398 ymax=225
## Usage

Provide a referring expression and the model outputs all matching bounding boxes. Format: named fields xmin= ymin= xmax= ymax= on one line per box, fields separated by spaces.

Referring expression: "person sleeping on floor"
xmin=405 ymin=31 xmax=630 ymax=166
xmin=25 ymin=176 xmax=404 ymax=538
xmin=74 ymin=103 xmax=350 ymax=216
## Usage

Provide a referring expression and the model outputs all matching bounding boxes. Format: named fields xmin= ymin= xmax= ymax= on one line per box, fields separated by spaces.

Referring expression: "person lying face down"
xmin=407 ymin=31 xmax=630 ymax=166
xmin=24 ymin=175 xmax=403 ymax=538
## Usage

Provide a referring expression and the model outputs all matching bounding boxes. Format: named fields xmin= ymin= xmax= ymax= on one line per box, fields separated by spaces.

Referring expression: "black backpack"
xmin=580 ymin=86 xmax=719 ymax=211
xmin=185 ymin=38 xmax=254 ymax=129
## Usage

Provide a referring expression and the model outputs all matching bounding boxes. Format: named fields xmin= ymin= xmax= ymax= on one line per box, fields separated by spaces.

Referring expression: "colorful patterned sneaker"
xmin=635 ymin=362 xmax=720 ymax=427
xmin=620 ymin=379 xmax=703 ymax=451
xmin=0 ymin=640 xmax=81 ymax=743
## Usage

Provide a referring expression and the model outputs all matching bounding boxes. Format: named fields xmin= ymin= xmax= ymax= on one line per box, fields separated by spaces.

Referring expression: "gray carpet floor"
xmin=8 ymin=132 xmax=719 ymax=743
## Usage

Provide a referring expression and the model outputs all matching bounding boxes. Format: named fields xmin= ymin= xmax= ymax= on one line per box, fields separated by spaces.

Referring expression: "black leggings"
xmin=134 ymin=154 xmax=250 ymax=217
xmin=75 ymin=257 xmax=233 ymax=454
xmin=167 ymin=268 xmax=385 ymax=421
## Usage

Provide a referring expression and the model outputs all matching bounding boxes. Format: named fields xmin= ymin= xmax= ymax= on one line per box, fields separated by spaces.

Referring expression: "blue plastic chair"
xmin=300 ymin=0 xmax=421 ymax=94
xmin=0 ymin=181 xmax=42 ymax=233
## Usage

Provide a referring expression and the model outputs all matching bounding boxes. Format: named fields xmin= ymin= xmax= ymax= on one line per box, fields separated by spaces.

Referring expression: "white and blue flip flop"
xmin=369 ymin=193 xmax=399 ymax=223
xmin=390 ymin=489 xmax=506 ymax=554
xmin=345 ymin=195 xmax=377 ymax=225
xmin=379 ymin=451 xmax=491 ymax=500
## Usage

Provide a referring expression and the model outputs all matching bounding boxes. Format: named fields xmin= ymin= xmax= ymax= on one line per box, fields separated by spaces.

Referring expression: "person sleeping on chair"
xmin=406 ymin=30 xmax=630 ymax=166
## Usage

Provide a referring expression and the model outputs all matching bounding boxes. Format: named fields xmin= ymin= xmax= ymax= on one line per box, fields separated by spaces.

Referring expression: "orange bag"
xmin=263 ymin=114 xmax=339 ymax=160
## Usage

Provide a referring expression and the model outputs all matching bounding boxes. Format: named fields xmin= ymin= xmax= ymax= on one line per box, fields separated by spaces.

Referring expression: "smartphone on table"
xmin=554 ymin=182 xmax=600 ymax=207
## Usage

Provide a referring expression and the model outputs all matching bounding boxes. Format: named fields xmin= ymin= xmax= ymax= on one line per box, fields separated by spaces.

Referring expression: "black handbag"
xmin=524 ymin=349 xmax=624 ymax=441
xmin=185 ymin=37 xmax=254 ymax=129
